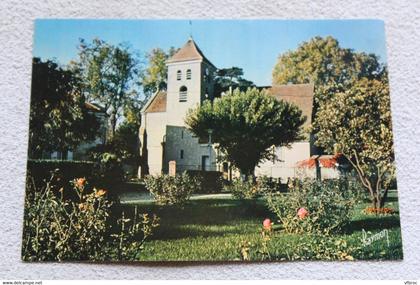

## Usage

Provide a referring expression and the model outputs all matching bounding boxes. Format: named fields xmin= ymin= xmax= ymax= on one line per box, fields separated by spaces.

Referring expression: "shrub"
xmin=22 ymin=175 xmax=159 ymax=261
xmin=283 ymin=234 xmax=362 ymax=261
xmin=224 ymin=177 xmax=261 ymax=199
xmin=186 ymin=170 xmax=223 ymax=193
xmin=225 ymin=176 xmax=280 ymax=199
xmin=258 ymin=176 xmax=283 ymax=194
xmin=91 ymin=152 xmax=124 ymax=186
xmin=26 ymin=159 xmax=95 ymax=189
xmin=144 ymin=172 xmax=201 ymax=205
xmin=266 ymin=178 xmax=362 ymax=234
xmin=238 ymin=222 xmax=362 ymax=261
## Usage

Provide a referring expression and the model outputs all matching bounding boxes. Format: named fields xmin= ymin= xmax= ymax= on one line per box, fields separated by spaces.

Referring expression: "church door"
xmin=201 ymin=155 xmax=209 ymax=171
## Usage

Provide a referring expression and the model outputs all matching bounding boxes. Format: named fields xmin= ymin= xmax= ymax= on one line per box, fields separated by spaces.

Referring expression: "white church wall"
xmin=255 ymin=142 xmax=310 ymax=181
xmin=164 ymin=125 xmax=217 ymax=173
xmin=142 ymin=112 xmax=168 ymax=175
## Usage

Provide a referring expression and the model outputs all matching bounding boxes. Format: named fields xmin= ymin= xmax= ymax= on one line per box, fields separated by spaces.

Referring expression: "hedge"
xmin=26 ymin=160 xmax=96 ymax=200
xmin=186 ymin=170 xmax=223 ymax=194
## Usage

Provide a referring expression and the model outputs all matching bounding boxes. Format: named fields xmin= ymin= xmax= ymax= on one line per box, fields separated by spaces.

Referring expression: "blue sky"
xmin=33 ymin=19 xmax=386 ymax=86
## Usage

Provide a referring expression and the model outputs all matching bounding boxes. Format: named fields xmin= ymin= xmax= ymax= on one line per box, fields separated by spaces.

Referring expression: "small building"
xmin=42 ymin=101 xmax=108 ymax=161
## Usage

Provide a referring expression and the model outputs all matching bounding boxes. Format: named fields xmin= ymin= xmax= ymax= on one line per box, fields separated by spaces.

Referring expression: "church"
xmin=139 ymin=38 xmax=338 ymax=181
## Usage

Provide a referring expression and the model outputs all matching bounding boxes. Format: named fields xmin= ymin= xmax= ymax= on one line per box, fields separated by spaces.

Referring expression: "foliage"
xmin=214 ymin=67 xmax=255 ymax=96
xmin=26 ymin=160 xmax=95 ymax=196
xmin=141 ymin=47 xmax=178 ymax=97
xmin=224 ymin=177 xmax=261 ymax=200
xmin=239 ymin=225 xmax=273 ymax=261
xmin=282 ymin=234 xmax=362 ymax=261
xmin=186 ymin=88 xmax=306 ymax=177
xmin=87 ymin=118 xmax=141 ymax=180
xmin=29 ymin=58 xmax=99 ymax=158
xmin=127 ymin=192 xmax=402 ymax=261
xmin=90 ymin=151 xmax=124 ymax=186
xmin=108 ymin=209 xmax=160 ymax=261
xmin=77 ymin=38 xmax=140 ymax=138
xmin=364 ymin=207 xmax=395 ymax=215
xmin=144 ymin=172 xmax=201 ymax=205
xmin=239 ymin=227 xmax=361 ymax=261
xmin=22 ymin=176 xmax=159 ymax=261
xmin=314 ymin=76 xmax=395 ymax=209
xmin=272 ymin=36 xmax=385 ymax=107
xmin=266 ymin=178 xmax=363 ymax=234
xmin=257 ymin=176 xmax=284 ymax=193
xmin=186 ymin=170 xmax=224 ymax=194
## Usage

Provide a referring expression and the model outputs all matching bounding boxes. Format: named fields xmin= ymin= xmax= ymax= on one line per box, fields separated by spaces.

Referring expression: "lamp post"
xmin=207 ymin=129 xmax=213 ymax=171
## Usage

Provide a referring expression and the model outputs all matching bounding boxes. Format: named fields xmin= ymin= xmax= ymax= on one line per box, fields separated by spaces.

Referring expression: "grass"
xmin=111 ymin=191 xmax=403 ymax=261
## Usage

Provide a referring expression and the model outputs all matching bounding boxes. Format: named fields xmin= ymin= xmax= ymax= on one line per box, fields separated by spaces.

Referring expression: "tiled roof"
xmin=166 ymin=38 xmax=216 ymax=68
xmin=144 ymin=90 xmax=167 ymax=113
xmin=267 ymin=83 xmax=314 ymax=128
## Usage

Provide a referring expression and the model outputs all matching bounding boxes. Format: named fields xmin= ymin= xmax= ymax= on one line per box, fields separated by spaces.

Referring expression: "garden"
xmin=22 ymin=170 xmax=402 ymax=262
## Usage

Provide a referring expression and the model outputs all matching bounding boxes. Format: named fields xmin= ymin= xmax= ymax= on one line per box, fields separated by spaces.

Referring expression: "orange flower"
xmin=95 ymin=189 xmax=107 ymax=198
xmin=76 ymin=178 xmax=86 ymax=188
xmin=364 ymin=207 xmax=394 ymax=215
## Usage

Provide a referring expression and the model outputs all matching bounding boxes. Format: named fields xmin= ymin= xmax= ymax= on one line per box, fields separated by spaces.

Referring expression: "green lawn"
xmin=112 ymin=191 xmax=403 ymax=261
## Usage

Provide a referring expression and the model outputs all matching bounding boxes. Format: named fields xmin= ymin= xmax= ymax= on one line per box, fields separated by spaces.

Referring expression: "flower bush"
xmin=239 ymin=221 xmax=362 ymax=261
xmin=144 ymin=172 xmax=201 ymax=205
xmin=364 ymin=207 xmax=395 ymax=215
xmin=266 ymin=178 xmax=363 ymax=234
xmin=225 ymin=176 xmax=283 ymax=200
xmin=224 ymin=177 xmax=260 ymax=199
xmin=284 ymin=234 xmax=362 ymax=261
xmin=22 ymin=175 xmax=159 ymax=261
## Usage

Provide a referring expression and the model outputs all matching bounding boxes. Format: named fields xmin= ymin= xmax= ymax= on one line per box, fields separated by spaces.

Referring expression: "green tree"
xmin=28 ymin=58 xmax=99 ymax=158
xmin=77 ymin=38 xmax=140 ymax=139
xmin=272 ymin=36 xmax=385 ymax=109
xmin=314 ymin=75 xmax=394 ymax=209
xmin=214 ymin=67 xmax=255 ymax=96
xmin=186 ymin=88 xmax=306 ymax=178
xmin=141 ymin=47 xmax=178 ymax=98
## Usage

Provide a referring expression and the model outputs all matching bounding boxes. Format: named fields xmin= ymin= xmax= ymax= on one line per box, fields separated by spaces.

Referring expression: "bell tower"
xmin=165 ymin=38 xmax=216 ymax=126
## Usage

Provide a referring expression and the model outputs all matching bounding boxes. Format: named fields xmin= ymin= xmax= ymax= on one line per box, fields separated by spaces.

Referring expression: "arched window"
xmin=186 ymin=69 xmax=192 ymax=80
xmin=177 ymin=70 xmax=182 ymax=80
xmin=179 ymin=86 xmax=188 ymax=102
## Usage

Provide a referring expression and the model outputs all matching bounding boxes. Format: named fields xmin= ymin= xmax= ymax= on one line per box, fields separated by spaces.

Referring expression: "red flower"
xmin=263 ymin=218 xmax=272 ymax=230
xmin=297 ymin=207 xmax=309 ymax=219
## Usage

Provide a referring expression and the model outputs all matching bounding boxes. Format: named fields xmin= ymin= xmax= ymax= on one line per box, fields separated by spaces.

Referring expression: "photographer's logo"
xmin=362 ymin=229 xmax=390 ymax=247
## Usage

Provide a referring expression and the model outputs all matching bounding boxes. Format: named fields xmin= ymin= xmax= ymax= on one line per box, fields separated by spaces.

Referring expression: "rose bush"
xmin=22 ymin=175 xmax=159 ymax=261
xmin=266 ymin=178 xmax=363 ymax=234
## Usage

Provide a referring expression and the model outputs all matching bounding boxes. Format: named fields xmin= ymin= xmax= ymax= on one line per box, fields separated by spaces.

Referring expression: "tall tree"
xmin=314 ymin=75 xmax=394 ymax=209
xmin=141 ymin=47 xmax=178 ymax=98
xmin=186 ymin=88 xmax=305 ymax=178
xmin=28 ymin=58 xmax=99 ymax=159
xmin=214 ymin=67 xmax=255 ymax=96
xmin=272 ymin=36 xmax=386 ymax=156
xmin=272 ymin=36 xmax=385 ymax=108
xmin=77 ymin=38 xmax=140 ymax=139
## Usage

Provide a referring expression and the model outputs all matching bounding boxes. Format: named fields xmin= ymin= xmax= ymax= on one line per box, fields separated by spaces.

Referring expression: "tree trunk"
xmin=108 ymin=111 xmax=117 ymax=140
xmin=240 ymin=167 xmax=255 ymax=182
xmin=379 ymin=188 xmax=389 ymax=208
